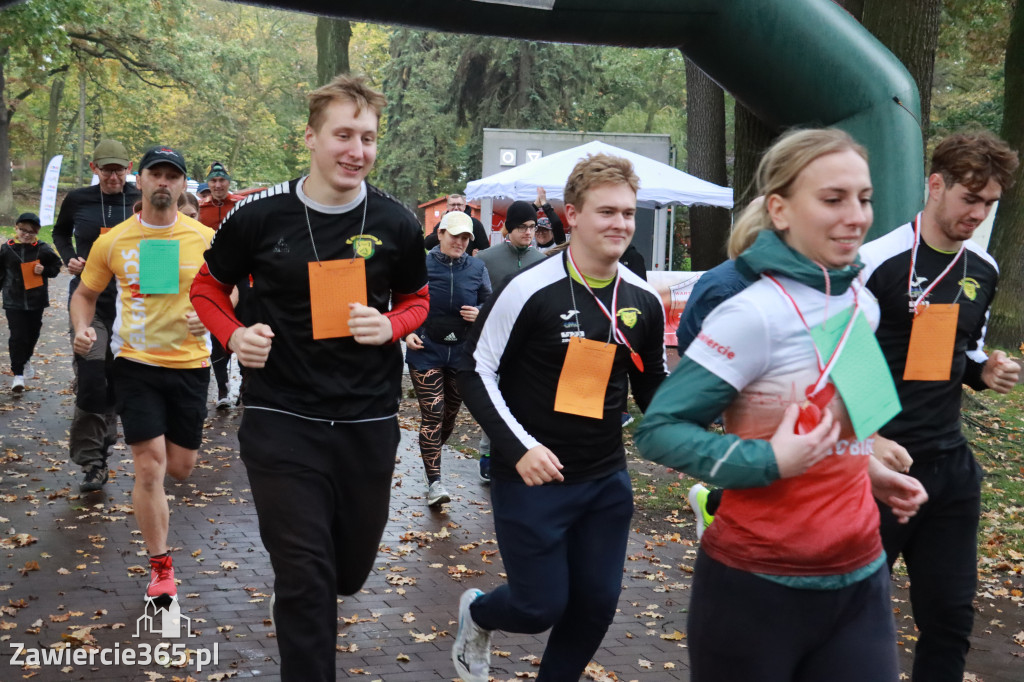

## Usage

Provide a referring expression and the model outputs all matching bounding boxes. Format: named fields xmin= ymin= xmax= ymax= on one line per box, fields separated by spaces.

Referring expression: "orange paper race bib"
xmin=554 ymin=337 xmax=616 ymax=419
xmin=100 ymin=227 xmax=112 ymax=235
xmin=20 ymin=260 xmax=43 ymax=289
xmin=309 ymin=259 xmax=367 ymax=340
xmin=903 ymin=303 xmax=959 ymax=381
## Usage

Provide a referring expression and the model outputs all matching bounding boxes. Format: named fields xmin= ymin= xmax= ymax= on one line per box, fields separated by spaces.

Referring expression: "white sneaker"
xmin=427 ymin=480 xmax=451 ymax=507
xmin=23 ymin=362 xmax=34 ymax=380
xmin=688 ymin=484 xmax=715 ymax=541
xmin=452 ymin=588 xmax=491 ymax=682
xmin=11 ymin=376 xmax=24 ymax=393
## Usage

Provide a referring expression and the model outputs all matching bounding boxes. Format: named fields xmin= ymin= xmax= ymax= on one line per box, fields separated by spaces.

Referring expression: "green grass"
xmin=964 ymin=384 xmax=1024 ymax=560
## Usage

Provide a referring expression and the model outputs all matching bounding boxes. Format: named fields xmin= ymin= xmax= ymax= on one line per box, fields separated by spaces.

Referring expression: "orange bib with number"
xmin=20 ymin=261 xmax=42 ymax=289
xmin=903 ymin=303 xmax=959 ymax=381
xmin=553 ymin=337 xmax=616 ymax=419
xmin=309 ymin=259 xmax=367 ymax=340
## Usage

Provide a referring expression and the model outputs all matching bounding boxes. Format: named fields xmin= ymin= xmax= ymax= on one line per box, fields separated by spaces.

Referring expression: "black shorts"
xmin=113 ymin=358 xmax=209 ymax=449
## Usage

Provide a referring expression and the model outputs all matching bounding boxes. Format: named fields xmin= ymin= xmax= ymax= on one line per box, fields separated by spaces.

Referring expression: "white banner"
xmin=38 ymin=155 xmax=63 ymax=226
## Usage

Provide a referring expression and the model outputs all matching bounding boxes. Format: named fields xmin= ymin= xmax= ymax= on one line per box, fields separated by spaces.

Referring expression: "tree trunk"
xmin=40 ymin=76 xmax=65 ymax=185
xmin=733 ymin=102 xmax=776 ymax=210
xmin=861 ymin=0 xmax=941 ymax=144
xmin=984 ymin=1 xmax=1024 ymax=350
xmin=0 ymin=47 xmax=14 ymax=219
xmin=315 ymin=17 xmax=352 ymax=86
xmin=685 ymin=58 xmax=730 ymax=270
xmin=76 ymin=68 xmax=86 ymax=187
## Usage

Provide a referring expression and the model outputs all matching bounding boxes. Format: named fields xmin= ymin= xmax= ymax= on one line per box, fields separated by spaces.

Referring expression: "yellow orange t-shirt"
xmin=80 ymin=213 xmax=215 ymax=369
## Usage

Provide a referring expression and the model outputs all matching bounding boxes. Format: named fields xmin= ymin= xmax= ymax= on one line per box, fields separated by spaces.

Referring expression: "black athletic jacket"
xmin=860 ymin=221 xmax=998 ymax=456
xmin=459 ymin=251 xmax=667 ymax=483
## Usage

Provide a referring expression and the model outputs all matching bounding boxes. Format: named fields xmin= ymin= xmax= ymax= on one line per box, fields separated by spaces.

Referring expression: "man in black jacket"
xmin=452 ymin=153 xmax=667 ymax=682
xmin=52 ymin=139 xmax=141 ymax=493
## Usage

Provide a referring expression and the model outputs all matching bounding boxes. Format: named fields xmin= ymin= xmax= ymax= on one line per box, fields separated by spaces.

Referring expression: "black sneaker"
xmin=80 ymin=465 xmax=108 ymax=493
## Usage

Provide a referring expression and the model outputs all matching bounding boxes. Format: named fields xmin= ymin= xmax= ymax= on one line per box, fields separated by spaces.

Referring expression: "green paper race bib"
xmin=139 ymin=240 xmax=180 ymax=294
xmin=808 ymin=305 xmax=901 ymax=441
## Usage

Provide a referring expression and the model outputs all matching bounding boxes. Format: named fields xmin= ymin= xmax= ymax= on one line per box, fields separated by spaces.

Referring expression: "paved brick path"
xmin=0 ymin=274 xmax=1020 ymax=681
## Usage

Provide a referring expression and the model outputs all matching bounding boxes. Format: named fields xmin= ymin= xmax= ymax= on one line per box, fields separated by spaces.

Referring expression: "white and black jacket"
xmin=458 ymin=251 xmax=667 ymax=483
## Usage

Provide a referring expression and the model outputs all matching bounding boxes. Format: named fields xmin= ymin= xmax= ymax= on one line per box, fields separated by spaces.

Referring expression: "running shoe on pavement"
xmin=452 ymin=588 xmax=491 ymax=682
xmin=427 ymin=480 xmax=451 ymax=507
xmin=80 ymin=465 xmax=108 ymax=493
xmin=146 ymin=554 xmax=177 ymax=602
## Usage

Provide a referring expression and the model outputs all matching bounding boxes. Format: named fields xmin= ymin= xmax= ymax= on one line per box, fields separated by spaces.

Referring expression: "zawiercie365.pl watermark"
xmin=8 ymin=599 xmax=219 ymax=672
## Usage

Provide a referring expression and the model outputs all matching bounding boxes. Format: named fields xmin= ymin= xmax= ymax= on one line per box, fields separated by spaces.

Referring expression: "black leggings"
xmin=409 ymin=367 xmax=462 ymax=480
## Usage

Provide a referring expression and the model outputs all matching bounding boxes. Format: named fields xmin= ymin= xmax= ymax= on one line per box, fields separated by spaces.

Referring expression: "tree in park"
xmin=316 ymin=16 xmax=351 ymax=85
xmin=685 ymin=58 xmax=729 ymax=271
xmin=983 ymin=0 xmax=1024 ymax=350
xmin=0 ymin=0 xmax=89 ymax=218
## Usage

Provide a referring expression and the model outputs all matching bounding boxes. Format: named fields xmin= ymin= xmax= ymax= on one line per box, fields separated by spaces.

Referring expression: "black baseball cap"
xmin=139 ymin=146 xmax=187 ymax=174
xmin=16 ymin=212 xmax=41 ymax=228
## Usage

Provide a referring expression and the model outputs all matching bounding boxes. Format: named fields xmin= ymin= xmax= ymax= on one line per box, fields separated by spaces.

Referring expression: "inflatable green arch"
xmin=242 ymin=0 xmax=924 ymax=236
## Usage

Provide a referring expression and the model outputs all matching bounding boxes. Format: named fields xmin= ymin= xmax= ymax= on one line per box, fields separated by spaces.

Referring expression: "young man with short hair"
xmin=70 ymin=145 xmax=215 ymax=604
xmin=53 ymin=139 xmax=142 ymax=492
xmin=860 ymin=131 xmax=1020 ymax=682
xmin=453 ymin=154 xmax=667 ymax=682
xmin=189 ymin=74 xmax=428 ymax=682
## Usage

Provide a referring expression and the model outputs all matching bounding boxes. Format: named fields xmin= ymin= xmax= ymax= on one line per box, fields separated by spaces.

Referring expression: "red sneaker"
xmin=146 ymin=554 xmax=177 ymax=600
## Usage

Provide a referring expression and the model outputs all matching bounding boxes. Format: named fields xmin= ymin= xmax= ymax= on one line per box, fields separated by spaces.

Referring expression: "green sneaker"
xmin=688 ymin=484 xmax=714 ymax=540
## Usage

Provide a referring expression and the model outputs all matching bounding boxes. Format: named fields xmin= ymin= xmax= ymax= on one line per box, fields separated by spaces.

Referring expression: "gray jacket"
xmin=476 ymin=241 xmax=545 ymax=292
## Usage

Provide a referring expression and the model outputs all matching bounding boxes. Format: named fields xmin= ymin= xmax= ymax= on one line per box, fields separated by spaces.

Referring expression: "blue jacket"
xmin=407 ymin=247 xmax=491 ymax=370
xmin=675 ymin=259 xmax=754 ymax=351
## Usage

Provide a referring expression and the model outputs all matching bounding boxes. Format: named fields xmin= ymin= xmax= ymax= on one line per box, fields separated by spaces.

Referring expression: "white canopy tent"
xmin=464 ymin=140 xmax=733 ymax=270
xmin=464 ymin=140 xmax=733 ymax=209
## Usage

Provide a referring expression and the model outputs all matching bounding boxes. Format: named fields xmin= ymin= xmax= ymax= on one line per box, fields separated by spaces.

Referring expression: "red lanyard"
xmin=566 ymin=248 xmax=644 ymax=372
xmin=765 ymin=274 xmax=860 ymax=397
xmin=907 ymin=213 xmax=965 ymax=314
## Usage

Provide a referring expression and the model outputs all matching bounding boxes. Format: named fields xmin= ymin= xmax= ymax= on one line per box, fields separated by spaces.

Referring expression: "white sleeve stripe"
xmin=967 ymin=306 xmax=991 ymax=363
xmin=471 ymin=258 xmax=565 ymax=451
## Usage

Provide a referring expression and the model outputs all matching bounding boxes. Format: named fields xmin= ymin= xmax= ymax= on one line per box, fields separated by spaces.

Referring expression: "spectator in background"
xmin=197 ymin=161 xmax=244 ymax=230
xmin=425 ymin=193 xmax=490 ymax=254
xmin=405 ymin=211 xmax=491 ymax=506
xmin=531 ymin=186 xmax=565 ymax=254
xmin=196 ymin=183 xmax=211 ymax=201
xmin=198 ymin=162 xmax=244 ymax=408
xmin=178 ymin=192 xmax=200 ymax=221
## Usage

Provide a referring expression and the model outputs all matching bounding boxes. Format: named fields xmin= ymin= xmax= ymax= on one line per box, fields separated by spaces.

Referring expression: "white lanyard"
xmin=765 ymin=274 xmax=860 ymax=397
xmin=907 ymin=213 xmax=966 ymax=313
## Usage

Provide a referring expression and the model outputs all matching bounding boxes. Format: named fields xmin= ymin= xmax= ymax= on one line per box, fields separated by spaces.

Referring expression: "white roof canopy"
xmin=465 ymin=140 xmax=733 ymax=209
